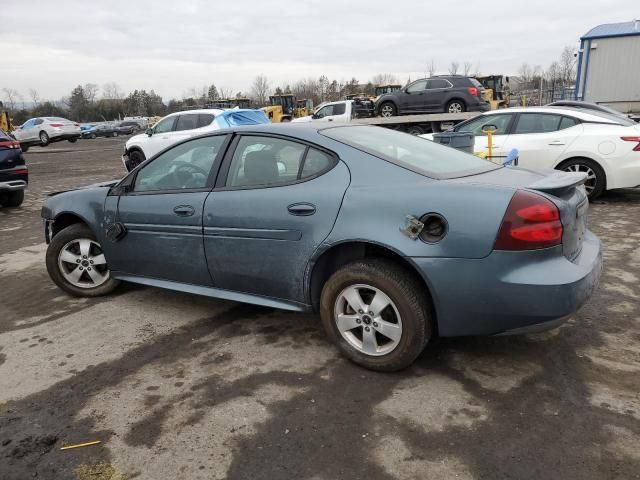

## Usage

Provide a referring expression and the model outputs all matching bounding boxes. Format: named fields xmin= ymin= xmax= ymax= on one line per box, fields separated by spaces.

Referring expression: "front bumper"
xmin=411 ymin=231 xmax=602 ymax=336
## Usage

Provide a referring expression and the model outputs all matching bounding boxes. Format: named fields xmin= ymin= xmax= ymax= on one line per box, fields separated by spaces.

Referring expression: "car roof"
xmin=165 ymin=109 xmax=225 ymax=117
xmin=479 ymin=106 xmax=621 ymax=124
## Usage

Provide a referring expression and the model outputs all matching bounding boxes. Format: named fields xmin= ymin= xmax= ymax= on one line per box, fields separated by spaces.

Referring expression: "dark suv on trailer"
xmin=0 ymin=130 xmax=28 ymax=207
xmin=375 ymin=75 xmax=489 ymax=117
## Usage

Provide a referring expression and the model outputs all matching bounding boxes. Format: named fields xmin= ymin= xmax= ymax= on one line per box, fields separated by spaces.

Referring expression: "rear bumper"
xmin=0 ymin=179 xmax=27 ymax=191
xmin=411 ymin=231 xmax=602 ymax=336
xmin=604 ymin=154 xmax=640 ymax=190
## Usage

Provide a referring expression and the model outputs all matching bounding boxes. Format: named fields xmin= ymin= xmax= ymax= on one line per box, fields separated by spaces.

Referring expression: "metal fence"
xmin=511 ymin=85 xmax=576 ymax=107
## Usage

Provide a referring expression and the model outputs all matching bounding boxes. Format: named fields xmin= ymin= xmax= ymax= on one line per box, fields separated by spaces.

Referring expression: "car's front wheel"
xmin=127 ymin=149 xmax=146 ymax=171
xmin=112 ymin=131 xmax=118 ymax=137
xmin=320 ymin=259 xmax=432 ymax=371
xmin=68 ymin=138 xmax=78 ymax=143
xmin=379 ymin=102 xmax=397 ymax=117
xmin=46 ymin=223 xmax=120 ymax=297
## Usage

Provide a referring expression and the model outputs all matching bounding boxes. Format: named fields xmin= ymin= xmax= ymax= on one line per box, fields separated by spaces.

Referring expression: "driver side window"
xmin=406 ymin=80 xmax=428 ymax=93
xmin=153 ymin=116 xmax=176 ymax=134
xmin=133 ymin=135 xmax=227 ymax=192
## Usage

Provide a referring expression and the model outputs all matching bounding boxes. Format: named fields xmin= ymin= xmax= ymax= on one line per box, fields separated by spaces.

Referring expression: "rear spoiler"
xmin=527 ymin=171 xmax=587 ymax=196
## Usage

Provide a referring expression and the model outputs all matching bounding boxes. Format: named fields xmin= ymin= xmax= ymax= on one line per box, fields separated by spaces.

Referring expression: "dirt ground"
xmin=0 ymin=137 xmax=639 ymax=480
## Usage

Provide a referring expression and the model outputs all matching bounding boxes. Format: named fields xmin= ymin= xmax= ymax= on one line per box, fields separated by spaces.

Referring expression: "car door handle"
xmin=173 ymin=205 xmax=195 ymax=217
xmin=287 ymin=203 xmax=316 ymax=216
xmin=328 ymin=119 xmax=333 ymax=122
xmin=548 ymin=141 xmax=565 ymax=146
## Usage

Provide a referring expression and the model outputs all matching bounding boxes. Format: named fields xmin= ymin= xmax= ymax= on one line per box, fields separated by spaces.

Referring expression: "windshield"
xmin=321 ymin=126 xmax=499 ymax=179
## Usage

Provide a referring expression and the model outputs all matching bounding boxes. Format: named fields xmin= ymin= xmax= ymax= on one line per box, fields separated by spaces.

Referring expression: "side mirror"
xmin=312 ymin=113 xmax=319 ymax=119
xmin=145 ymin=128 xmax=153 ymax=136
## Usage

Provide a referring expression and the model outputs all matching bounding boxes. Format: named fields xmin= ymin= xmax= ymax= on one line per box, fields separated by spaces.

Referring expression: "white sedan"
xmin=13 ymin=117 xmax=81 ymax=150
xmin=421 ymin=106 xmax=640 ymax=198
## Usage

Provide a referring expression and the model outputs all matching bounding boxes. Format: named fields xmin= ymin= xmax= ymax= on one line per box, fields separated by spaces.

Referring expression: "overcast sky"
xmin=2 ymin=0 xmax=638 ymax=101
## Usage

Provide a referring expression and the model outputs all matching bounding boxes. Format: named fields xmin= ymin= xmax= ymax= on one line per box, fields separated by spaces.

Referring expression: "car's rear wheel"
xmin=39 ymin=131 xmax=49 ymax=146
xmin=112 ymin=131 xmax=118 ymax=137
xmin=558 ymin=158 xmax=606 ymax=199
xmin=46 ymin=223 xmax=120 ymax=297
xmin=68 ymin=138 xmax=77 ymax=143
xmin=0 ymin=190 xmax=24 ymax=207
xmin=446 ymin=100 xmax=466 ymax=114
xmin=90 ymin=133 xmax=97 ymax=139
xmin=127 ymin=149 xmax=146 ymax=171
xmin=320 ymin=259 xmax=432 ymax=371
xmin=380 ymin=102 xmax=397 ymax=117
xmin=20 ymin=144 xmax=29 ymax=152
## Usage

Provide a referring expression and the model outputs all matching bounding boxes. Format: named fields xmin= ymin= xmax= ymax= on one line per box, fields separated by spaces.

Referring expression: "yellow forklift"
xmin=477 ymin=75 xmax=511 ymax=110
xmin=0 ymin=102 xmax=13 ymax=133
xmin=262 ymin=95 xmax=311 ymax=122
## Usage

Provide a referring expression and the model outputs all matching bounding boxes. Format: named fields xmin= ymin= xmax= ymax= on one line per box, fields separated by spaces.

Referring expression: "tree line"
xmin=1 ymin=46 xmax=576 ymax=124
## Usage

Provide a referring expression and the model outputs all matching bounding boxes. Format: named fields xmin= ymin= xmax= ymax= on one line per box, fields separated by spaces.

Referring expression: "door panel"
xmin=501 ymin=115 xmax=583 ymax=169
xmin=203 ymin=162 xmax=350 ymax=303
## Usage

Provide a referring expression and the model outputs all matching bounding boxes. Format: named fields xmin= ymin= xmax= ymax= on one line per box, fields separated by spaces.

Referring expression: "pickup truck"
xmin=293 ymin=100 xmax=478 ymax=135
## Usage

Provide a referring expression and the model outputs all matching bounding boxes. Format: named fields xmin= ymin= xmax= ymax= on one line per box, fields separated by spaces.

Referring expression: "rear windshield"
xmin=321 ymin=125 xmax=499 ymax=179
xmin=580 ymin=109 xmax=635 ymax=126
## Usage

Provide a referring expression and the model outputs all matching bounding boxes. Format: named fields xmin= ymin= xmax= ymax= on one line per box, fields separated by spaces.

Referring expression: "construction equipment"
xmin=0 ymin=102 xmax=13 ymax=133
xmin=262 ymin=95 xmax=311 ymax=122
xmin=374 ymin=84 xmax=402 ymax=97
xmin=477 ymin=75 xmax=511 ymax=110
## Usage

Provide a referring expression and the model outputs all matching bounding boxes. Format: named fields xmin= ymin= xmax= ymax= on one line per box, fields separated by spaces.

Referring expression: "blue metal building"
xmin=575 ymin=20 xmax=640 ymax=112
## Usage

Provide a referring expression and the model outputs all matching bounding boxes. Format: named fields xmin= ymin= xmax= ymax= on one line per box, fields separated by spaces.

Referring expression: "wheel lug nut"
xmin=89 ymin=260 xmax=94 ymax=264
xmin=87 ymin=267 xmax=92 ymax=271
xmin=76 ymin=259 xmax=80 ymax=263
xmin=356 ymin=319 xmax=361 ymax=324
xmin=373 ymin=322 xmax=378 ymax=328
xmin=365 ymin=326 xmax=370 ymax=332
xmin=79 ymin=267 xmax=83 ymax=270
xmin=82 ymin=255 xmax=87 ymax=259
xmin=358 ymin=310 xmax=363 ymax=314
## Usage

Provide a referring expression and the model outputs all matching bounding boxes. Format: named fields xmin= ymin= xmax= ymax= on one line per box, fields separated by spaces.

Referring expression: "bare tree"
xmin=102 ymin=82 xmax=124 ymax=100
xmin=448 ymin=61 xmax=459 ymax=75
xmin=218 ymin=86 xmax=234 ymax=100
xmin=463 ymin=62 xmax=473 ymax=76
xmin=251 ymin=74 xmax=270 ymax=106
xmin=2 ymin=88 xmax=19 ymax=111
xmin=371 ymin=73 xmax=399 ymax=86
xmin=27 ymin=88 xmax=40 ymax=107
xmin=426 ymin=58 xmax=436 ymax=77
xmin=84 ymin=83 xmax=99 ymax=103
xmin=559 ymin=46 xmax=576 ymax=84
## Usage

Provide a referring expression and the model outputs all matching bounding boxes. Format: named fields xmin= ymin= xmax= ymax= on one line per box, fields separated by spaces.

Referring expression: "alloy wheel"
xmin=58 ymin=238 xmax=109 ymax=288
xmin=380 ymin=105 xmax=394 ymax=117
xmin=334 ymin=284 xmax=403 ymax=356
xmin=448 ymin=103 xmax=463 ymax=113
xmin=564 ymin=163 xmax=596 ymax=194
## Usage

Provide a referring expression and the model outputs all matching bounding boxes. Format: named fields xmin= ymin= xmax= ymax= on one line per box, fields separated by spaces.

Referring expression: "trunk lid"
xmin=451 ymin=167 xmax=589 ymax=260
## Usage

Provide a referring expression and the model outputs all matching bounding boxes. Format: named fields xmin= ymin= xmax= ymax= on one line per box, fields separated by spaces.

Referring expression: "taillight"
xmin=0 ymin=140 xmax=20 ymax=149
xmin=494 ymin=190 xmax=563 ymax=250
xmin=621 ymin=136 xmax=640 ymax=151
xmin=49 ymin=123 xmax=64 ymax=127
xmin=467 ymin=87 xmax=478 ymax=96
xmin=12 ymin=168 xmax=28 ymax=175
xmin=74 ymin=123 xmax=79 ymax=127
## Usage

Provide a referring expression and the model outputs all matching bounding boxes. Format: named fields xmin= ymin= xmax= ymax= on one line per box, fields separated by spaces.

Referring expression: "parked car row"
xmin=82 ymin=123 xmax=136 ymax=139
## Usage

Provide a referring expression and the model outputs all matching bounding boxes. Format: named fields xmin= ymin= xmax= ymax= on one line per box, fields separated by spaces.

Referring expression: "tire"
xmin=379 ymin=102 xmax=397 ymax=118
xmin=446 ymin=100 xmax=466 ymax=114
xmin=68 ymin=138 xmax=78 ymax=143
xmin=558 ymin=158 xmax=606 ymax=199
xmin=0 ymin=189 xmax=24 ymax=207
xmin=90 ymin=133 xmax=97 ymax=139
xmin=112 ymin=132 xmax=118 ymax=137
xmin=39 ymin=131 xmax=50 ymax=146
xmin=127 ymin=149 xmax=146 ymax=171
xmin=46 ymin=223 xmax=120 ymax=297
xmin=406 ymin=125 xmax=425 ymax=136
xmin=21 ymin=144 xmax=29 ymax=153
xmin=320 ymin=259 xmax=433 ymax=371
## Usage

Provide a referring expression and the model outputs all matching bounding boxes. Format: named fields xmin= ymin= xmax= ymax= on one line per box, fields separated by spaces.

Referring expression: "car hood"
xmin=47 ymin=179 xmax=120 ymax=197
xmin=127 ymin=133 xmax=147 ymax=145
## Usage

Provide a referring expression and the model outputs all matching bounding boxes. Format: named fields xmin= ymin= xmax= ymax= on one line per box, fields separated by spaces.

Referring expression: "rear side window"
xmin=322 ymin=126 xmax=499 ymax=179
xmin=333 ymin=103 xmax=346 ymax=115
xmin=197 ymin=114 xmax=215 ymax=128
xmin=514 ymin=114 xmax=563 ymax=134
xmin=175 ymin=114 xmax=199 ymax=131
xmin=225 ymin=136 xmax=334 ymax=188
xmin=427 ymin=79 xmax=450 ymax=89
xmin=469 ymin=78 xmax=483 ymax=88
xmin=559 ymin=116 xmax=579 ymax=130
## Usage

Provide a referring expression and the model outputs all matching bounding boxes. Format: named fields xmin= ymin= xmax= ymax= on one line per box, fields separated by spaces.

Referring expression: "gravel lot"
xmin=0 ymin=137 xmax=639 ymax=480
